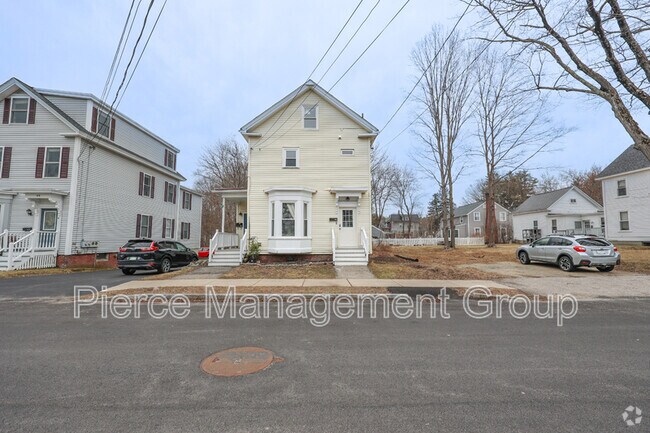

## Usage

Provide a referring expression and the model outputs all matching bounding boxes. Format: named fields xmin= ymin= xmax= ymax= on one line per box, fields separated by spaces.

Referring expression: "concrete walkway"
xmin=107 ymin=278 xmax=514 ymax=291
xmin=334 ymin=265 xmax=376 ymax=279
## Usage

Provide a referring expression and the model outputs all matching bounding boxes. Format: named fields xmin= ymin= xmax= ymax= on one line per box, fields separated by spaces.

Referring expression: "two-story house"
xmin=209 ymin=80 xmax=376 ymax=266
xmin=596 ymin=145 xmax=650 ymax=243
xmin=512 ymin=186 xmax=603 ymax=242
xmin=454 ymin=201 xmax=512 ymax=242
xmin=0 ymin=77 xmax=202 ymax=270
xmin=381 ymin=214 xmax=421 ymax=237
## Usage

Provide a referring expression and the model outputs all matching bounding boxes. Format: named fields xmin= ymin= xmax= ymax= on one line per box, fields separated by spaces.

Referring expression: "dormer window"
xmin=10 ymin=97 xmax=29 ymax=124
xmin=303 ymin=104 xmax=317 ymax=129
xmin=164 ymin=149 xmax=176 ymax=170
xmin=97 ymin=110 xmax=111 ymax=138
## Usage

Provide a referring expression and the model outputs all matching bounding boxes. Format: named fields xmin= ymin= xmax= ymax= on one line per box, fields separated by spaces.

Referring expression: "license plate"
xmin=128 ymin=256 xmax=139 ymax=261
xmin=593 ymin=250 xmax=610 ymax=256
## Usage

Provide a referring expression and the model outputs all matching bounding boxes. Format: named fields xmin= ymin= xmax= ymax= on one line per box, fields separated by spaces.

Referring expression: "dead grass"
xmin=0 ymin=267 xmax=99 ymax=279
xmin=140 ymin=261 xmax=206 ymax=281
xmin=617 ymin=246 xmax=650 ymax=274
xmin=220 ymin=263 xmax=337 ymax=279
xmin=100 ymin=286 xmax=389 ymax=297
xmin=369 ymin=244 xmax=516 ymax=280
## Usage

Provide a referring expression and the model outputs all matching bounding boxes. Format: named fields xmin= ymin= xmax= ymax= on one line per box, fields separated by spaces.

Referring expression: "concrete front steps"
xmin=208 ymin=249 xmax=241 ymax=267
xmin=334 ymin=248 xmax=368 ymax=266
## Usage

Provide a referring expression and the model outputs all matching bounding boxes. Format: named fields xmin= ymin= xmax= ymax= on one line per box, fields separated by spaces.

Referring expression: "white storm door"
xmin=339 ymin=207 xmax=357 ymax=248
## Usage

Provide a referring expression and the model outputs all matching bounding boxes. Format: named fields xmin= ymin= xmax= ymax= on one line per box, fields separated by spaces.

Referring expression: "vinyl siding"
xmin=42 ymin=95 xmax=88 ymax=126
xmin=548 ymin=188 xmax=602 ymax=215
xmin=69 ymin=141 xmax=186 ymax=253
xmin=246 ymin=90 xmax=372 ymax=254
xmin=179 ymin=189 xmax=202 ymax=249
xmin=601 ymin=170 xmax=650 ymax=241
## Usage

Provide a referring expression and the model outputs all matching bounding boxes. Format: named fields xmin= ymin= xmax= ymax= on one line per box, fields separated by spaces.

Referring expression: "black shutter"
xmin=139 ymin=172 xmax=144 ymax=196
xmin=60 ymin=147 xmax=70 ymax=178
xmin=35 ymin=147 xmax=45 ymax=178
xmin=110 ymin=117 xmax=116 ymax=141
xmin=91 ymin=107 xmax=98 ymax=132
xmin=1 ymin=147 xmax=12 ymax=178
xmin=136 ymin=214 xmax=142 ymax=238
xmin=164 ymin=181 xmax=168 ymax=202
xmin=162 ymin=218 xmax=167 ymax=238
xmin=2 ymin=98 xmax=9 ymax=124
xmin=148 ymin=217 xmax=153 ymax=238
xmin=150 ymin=176 xmax=155 ymax=199
xmin=171 ymin=220 xmax=175 ymax=239
xmin=28 ymin=98 xmax=36 ymax=124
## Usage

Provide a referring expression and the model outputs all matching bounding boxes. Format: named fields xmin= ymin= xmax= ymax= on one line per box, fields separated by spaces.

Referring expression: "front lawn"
xmin=617 ymin=246 xmax=650 ymax=274
xmin=220 ymin=263 xmax=337 ymax=279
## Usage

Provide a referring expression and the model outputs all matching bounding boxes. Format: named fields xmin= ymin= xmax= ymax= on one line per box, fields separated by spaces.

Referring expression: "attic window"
xmin=10 ymin=97 xmax=29 ymax=124
xmin=570 ymin=198 xmax=577 ymax=203
xmin=303 ymin=105 xmax=317 ymax=129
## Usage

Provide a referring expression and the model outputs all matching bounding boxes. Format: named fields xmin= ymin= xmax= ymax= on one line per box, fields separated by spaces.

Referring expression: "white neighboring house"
xmin=596 ymin=145 xmax=650 ymax=244
xmin=209 ymin=80 xmax=376 ymax=266
xmin=512 ymin=186 xmax=604 ymax=242
xmin=0 ymin=77 xmax=202 ymax=270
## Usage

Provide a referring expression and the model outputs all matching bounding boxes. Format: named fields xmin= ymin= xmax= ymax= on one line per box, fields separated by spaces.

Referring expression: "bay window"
xmin=266 ymin=187 xmax=314 ymax=253
xmin=282 ymin=203 xmax=295 ymax=237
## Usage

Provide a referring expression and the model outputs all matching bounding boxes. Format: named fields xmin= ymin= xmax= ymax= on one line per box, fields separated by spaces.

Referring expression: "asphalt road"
xmin=0 ymin=298 xmax=648 ymax=432
xmin=0 ymin=269 xmax=154 ymax=298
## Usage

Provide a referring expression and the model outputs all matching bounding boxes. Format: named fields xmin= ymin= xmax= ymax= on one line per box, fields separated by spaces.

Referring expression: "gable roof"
xmin=596 ymin=145 xmax=650 ymax=179
xmin=456 ymin=201 xmax=483 ymax=217
xmin=389 ymin=213 xmax=420 ymax=223
xmin=239 ymin=80 xmax=378 ymax=136
xmin=514 ymin=187 xmax=572 ymax=214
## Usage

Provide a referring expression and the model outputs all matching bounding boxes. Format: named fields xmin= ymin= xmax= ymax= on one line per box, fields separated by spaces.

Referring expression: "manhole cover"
xmin=200 ymin=347 xmax=281 ymax=377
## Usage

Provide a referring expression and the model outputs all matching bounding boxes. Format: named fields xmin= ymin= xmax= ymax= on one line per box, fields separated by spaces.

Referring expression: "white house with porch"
xmin=0 ymin=77 xmax=202 ymax=270
xmin=209 ymin=80 xmax=376 ymax=266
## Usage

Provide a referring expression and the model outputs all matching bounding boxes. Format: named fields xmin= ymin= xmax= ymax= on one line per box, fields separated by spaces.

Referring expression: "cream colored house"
xmin=209 ymin=80 xmax=377 ymax=266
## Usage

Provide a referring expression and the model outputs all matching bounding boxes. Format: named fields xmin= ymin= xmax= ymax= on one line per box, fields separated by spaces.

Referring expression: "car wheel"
xmin=518 ymin=251 xmax=531 ymax=265
xmin=122 ymin=269 xmax=136 ymax=275
xmin=158 ymin=257 xmax=172 ymax=274
xmin=597 ymin=265 xmax=615 ymax=272
xmin=558 ymin=255 xmax=575 ymax=272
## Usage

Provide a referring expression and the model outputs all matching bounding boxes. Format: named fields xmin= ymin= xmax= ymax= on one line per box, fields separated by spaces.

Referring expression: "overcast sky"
xmin=1 ymin=0 xmax=647 ymax=212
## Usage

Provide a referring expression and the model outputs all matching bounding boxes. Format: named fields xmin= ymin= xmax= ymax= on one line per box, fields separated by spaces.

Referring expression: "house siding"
xmin=179 ymin=188 xmax=202 ymax=249
xmin=246 ymin=90 xmax=372 ymax=255
xmin=601 ymin=170 xmax=650 ymax=242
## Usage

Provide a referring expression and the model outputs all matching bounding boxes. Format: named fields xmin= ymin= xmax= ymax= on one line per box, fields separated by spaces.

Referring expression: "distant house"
xmin=454 ymin=201 xmax=512 ymax=242
xmin=382 ymin=213 xmax=420 ymax=236
xmin=512 ymin=186 xmax=603 ymax=242
xmin=0 ymin=77 xmax=202 ymax=270
xmin=596 ymin=145 xmax=650 ymax=243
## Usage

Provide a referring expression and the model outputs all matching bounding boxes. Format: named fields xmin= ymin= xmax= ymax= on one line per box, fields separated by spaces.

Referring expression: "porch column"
xmin=221 ymin=196 xmax=226 ymax=232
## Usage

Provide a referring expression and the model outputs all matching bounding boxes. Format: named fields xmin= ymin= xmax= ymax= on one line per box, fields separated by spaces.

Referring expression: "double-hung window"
xmin=303 ymin=202 xmax=308 ymax=237
xmin=473 ymin=211 xmax=481 ymax=222
xmin=282 ymin=203 xmax=296 ymax=237
xmin=303 ymin=104 xmax=317 ymax=129
xmin=165 ymin=182 xmax=177 ymax=203
xmin=180 ymin=222 xmax=191 ymax=239
xmin=97 ymin=110 xmax=111 ymax=138
xmin=617 ymin=179 xmax=627 ymax=197
xmin=283 ymin=148 xmax=299 ymax=168
xmin=142 ymin=174 xmax=152 ymax=197
xmin=182 ymin=191 xmax=192 ymax=209
xmin=163 ymin=218 xmax=174 ymax=238
xmin=44 ymin=147 xmax=61 ymax=178
xmin=499 ymin=211 xmax=507 ymax=222
xmin=619 ymin=211 xmax=630 ymax=231
xmin=10 ymin=97 xmax=29 ymax=124
xmin=137 ymin=214 xmax=153 ymax=238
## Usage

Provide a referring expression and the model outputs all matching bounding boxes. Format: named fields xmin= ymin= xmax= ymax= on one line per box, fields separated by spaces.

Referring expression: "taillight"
xmin=573 ymin=246 xmax=587 ymax=253
xmin=140 ymin=242 xmax=159 ymax=252
xmin=613 ymin=247 xmax=618 ymax=252
xmin=119 ymin=247 xmax=127 ymax=252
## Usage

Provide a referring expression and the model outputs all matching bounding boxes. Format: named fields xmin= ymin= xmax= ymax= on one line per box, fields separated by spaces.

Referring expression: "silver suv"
xmin=516 ymin=235 xmax=621 ymax=272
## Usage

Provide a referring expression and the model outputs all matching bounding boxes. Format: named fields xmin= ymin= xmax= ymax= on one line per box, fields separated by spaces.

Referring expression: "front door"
xmin=39 ymin=208 xmax=58 ymax=249
xmin=339 ymin=207 xmax=357 ymax=248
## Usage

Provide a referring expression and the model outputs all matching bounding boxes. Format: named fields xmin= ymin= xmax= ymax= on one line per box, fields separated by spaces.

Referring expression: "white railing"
xmin=360 ymin=227 xmax=369 ymax=260
xmin=239 ymin=228 xmax=249 ymax=264
xmin=331 ymin=228 xmax=336 ymax=263
xmin=1 ymin=230 xmax=29 ymax=253
xmin=2 ymin=230 xmax=59 ymax=270
xmin=375 ymin=237 xmax=485 ymax=246
xmin=7 ymin=231 xmax=36 ymax=268
xmin=209 ymin=230 xmax=240 ymax=257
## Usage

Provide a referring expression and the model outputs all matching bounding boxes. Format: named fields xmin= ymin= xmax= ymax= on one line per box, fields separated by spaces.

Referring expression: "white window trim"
xmin=163 ymin=217 xmax=174 ymax=239
xmin=181 ymin=222 xmax=190 ymax=239
xmin=282 ymin=148 xmax=300 ymax=168
xmin=473 ymin=211 xmax=481 ymax=222
xmin=301 ymin=104 xmax=319 ymax=130
xmin=182 ymin=191 xmax=191 ymax=209
xmin=165 ymin=151 xmax=176 ymax=169
xmin=0 ymin=146 xmax=3 ymax=168
xmin=43 ymin=146 xmax=62 ymax=178
xmin=140 ymin=214 xmax=153 ymax=238
xmin=499 ymin=211 xmax=507 ymax=222
xmin=616 ymin=178 xmax=628 ymax=197
xmin=619 ymin=211 xmax=630 ymax=231
xmin=96 ymin=109 xmax=112 ymax=138
xmin=166 ymin=182 xmax=176 ymax=202
xmin=142 ymin=172 xmax=153 ymax=198
xmin=341 ymin=149 xmax=355 ymax=156
xmin=10 ymin=96 xmax=29 ymax=124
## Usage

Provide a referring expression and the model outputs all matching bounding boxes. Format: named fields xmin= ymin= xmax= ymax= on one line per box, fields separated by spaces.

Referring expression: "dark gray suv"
xmin=516 ymin=235 xmax=621 ymax=272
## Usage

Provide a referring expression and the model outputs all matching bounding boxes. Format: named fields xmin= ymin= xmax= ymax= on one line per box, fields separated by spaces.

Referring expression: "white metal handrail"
xmin=8 ymin=231 xmax=36 ymax=268
xmin=1 ymin=230 xmax=28 ymax=253
xmin=360 ymin=227 xmax=369 ymax=260
xmin=239 ymin=228 xmax=249 ymax=263
xmin=331 ymin=228 xmax=336 ymax=263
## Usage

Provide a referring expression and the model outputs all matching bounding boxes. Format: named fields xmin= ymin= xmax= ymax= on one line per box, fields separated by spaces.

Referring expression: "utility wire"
xmin=253 ymin=0 xmax=366 ymax=149
xmin=257 ymin=0 xmax=411 ymax=150
xmin=116 ymin=0 xmax=169 ymax=110
xmin=379 ymin=2 xmax=471 ymax=134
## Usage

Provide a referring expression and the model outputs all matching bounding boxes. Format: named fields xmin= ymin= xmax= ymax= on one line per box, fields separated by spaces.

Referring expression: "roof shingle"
xmin=597 ymin=145 xmax=650 ymax=178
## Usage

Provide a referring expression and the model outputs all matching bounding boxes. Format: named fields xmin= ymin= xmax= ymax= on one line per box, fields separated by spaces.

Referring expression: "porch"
xmin=208 ymin=189 xmax=248 ymax=267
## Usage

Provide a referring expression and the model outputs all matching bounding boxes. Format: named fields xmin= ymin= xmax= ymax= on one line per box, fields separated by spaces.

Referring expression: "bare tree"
xmin=411 ymin=26 xmax=476 ymax=248
xmin=562 ymin=165 xmax=604 ymax=204
xmin=194 ymin=138 xmax=248 ymax=244
xmin=469 ymin=0 xmax=650 ymax=159
xmin=391 ymin=165 xmax=421 ymax=237
xmin=536 ymin=172 xmax=563 ymax=193
xmin=473 ymin=47 xmax=567 ymax=246
xmin=371 ymin=144 xmax=397 ymax=227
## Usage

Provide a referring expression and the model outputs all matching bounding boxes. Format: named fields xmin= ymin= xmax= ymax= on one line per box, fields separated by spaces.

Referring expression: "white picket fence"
xmin=374 ymin=237 xmax=485 ymax=246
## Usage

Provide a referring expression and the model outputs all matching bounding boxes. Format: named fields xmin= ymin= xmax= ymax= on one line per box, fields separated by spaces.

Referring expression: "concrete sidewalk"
xmin=107 ymin=278 xmax=515 ymax=291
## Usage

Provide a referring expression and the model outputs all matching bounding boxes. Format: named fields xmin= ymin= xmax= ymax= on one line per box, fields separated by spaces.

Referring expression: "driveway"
xmin=0 ymin=300 xmax=647 ymax=432
xmin=0 ymin=269 xmax=156 ymax=298
xmin=464 ymin=262 xmax=650 ymax=299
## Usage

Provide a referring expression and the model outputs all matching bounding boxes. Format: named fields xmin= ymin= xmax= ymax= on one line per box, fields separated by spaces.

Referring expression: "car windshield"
xmin=124 ymin=241 xmax=155 ymax=248
xmin=577 ymin=238 xmax=611 ymax=247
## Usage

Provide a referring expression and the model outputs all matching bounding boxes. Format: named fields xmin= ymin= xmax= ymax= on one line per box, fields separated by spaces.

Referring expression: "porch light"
xmin=26 ymin=209 xmax=33 ymax=216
